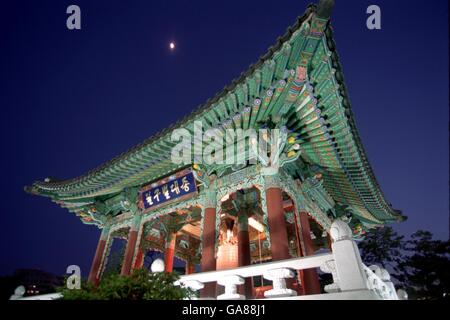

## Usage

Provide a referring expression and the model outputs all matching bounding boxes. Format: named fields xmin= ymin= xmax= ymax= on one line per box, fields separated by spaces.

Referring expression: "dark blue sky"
xmin=0 ymin=0 xmax=448 ymax=277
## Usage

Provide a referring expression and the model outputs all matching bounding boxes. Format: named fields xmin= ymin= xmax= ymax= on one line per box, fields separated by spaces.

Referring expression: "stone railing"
xmin=362 ymin=264 xmax=400 ymax=300
xmin=14 ymin=220 xmax=406 ymax=301
xmin=11 ymin=293 xmax=63 ymax=300
xmin=177 ymin=220 xmax=402 ymax=300
xmin=177 ymin=253 xmax=334 ymax=299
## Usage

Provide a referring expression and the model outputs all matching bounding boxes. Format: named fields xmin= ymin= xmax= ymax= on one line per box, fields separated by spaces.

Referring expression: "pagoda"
xmin=26 ymin=0 xmax=405 ymax=298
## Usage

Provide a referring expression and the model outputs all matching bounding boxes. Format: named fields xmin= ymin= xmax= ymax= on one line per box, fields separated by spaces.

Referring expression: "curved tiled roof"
xmin=25 ymin=0 xmax=404 ymax=224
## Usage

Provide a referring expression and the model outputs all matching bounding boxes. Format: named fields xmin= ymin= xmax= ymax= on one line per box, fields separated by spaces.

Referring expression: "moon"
xmin=169 ymin=42 xmax=175 ymax=50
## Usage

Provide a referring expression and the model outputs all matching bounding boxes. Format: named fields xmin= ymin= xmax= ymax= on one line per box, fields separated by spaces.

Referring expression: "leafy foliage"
xmin=57 ymin=279 xmax=99 ymax=300
xmin=359 ymin=227 xmax=450 ymax=300
xmin=395 ymin=231 xmax=450 ymax=300
xmin=359 ymin=226 xmax=404 ymax=270
xmin=58 ymin=269 xmax=194 ymax=300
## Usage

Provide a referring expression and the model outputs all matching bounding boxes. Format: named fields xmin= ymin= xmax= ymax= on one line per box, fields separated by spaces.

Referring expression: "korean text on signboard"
xmin=141 ymin=171 xmax=197 ymax=210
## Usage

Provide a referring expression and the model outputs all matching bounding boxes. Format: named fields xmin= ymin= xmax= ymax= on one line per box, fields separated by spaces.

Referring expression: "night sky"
xmin=0 ymin=0 xmax=448 ymax=277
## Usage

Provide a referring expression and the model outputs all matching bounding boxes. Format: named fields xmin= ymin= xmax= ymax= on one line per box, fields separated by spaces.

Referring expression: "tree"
xmin=395 ymin=231 xmax=450 ymax=300
xmin=58 ymin=269 xmax=194 ymax=300
xmin=359 ymin=226 xmax=404 ymax=271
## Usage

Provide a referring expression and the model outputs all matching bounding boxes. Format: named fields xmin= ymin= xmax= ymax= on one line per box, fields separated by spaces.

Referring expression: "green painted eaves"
xmin=25 ymin=2 xmax=404 ymax=225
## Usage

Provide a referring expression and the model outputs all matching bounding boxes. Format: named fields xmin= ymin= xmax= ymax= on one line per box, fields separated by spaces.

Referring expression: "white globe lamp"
xmin=151 ymin=258 xmax=165 ymax=273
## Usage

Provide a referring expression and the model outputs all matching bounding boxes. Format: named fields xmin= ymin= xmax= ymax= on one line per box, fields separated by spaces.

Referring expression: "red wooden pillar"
xmin=264 ymin=174 xmax=297 ymax=290
xmin=88 ymin=225 xmax=110 ymax=285
xmin=185 ymin=261 xmax=196 ymax=275
xmin=299 ymin=211 xmax=321 ymax=294
xmin=237 ymin=211 xmax=253 ymax=299
xmin=121 ymin=215 xmax=142 ymax=276
xmin=164 ymin=232 xmax=177 ymax=272
xmin=265 ymin=183 xmax=290 ymax=261
xmin=132 ymin=248 xmax=144 ymax=270
xmin=293 ymin=209 xmax=306 ymax=295
xmin=200 ymin=203 xmax=217 ymax=298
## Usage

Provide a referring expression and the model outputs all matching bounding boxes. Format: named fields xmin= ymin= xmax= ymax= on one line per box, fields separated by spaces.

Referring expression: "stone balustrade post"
xmin=370 ymin=265 xmax=399 ymax=300
xmin=263 ymin=268 xmax=297 ymax=298
xmin=217 ymin=275 xmax=245 ymax=300
xmin=330 ymin=220 xmax=368 ymax=292
xmin=179 ymin=280 xmax=204 ymax=293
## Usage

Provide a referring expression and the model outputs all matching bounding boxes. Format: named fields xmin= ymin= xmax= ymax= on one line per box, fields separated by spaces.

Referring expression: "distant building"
xmin=12 ymin=269 xmax=64 ymax=296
